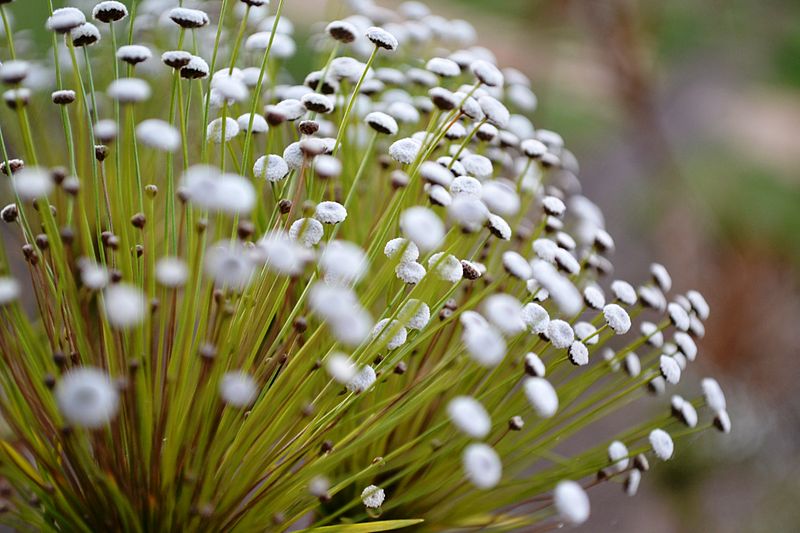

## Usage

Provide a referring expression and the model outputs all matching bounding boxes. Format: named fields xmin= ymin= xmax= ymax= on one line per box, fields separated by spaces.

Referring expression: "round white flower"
xmin=463 ymin=443 xmax=502 ymax=489
xmin=103 ymin=283 xmax=146 ymax=329
xmin=361 ymin=485 xmax=385 ymax=508
xmin=220 ymin=371 xmax=258 ymax=408
xmin=554 ymin=480 xmax=590 ymax=525
xmin=524 ymin=377 xmax=558 ymax=418
xmin=649 ymin=428 xmax=674 ymax=460
xmin=447 ymin=396 xmax=491 ymax=438
xmin=55 ymin=367 xmax=119 ymax=428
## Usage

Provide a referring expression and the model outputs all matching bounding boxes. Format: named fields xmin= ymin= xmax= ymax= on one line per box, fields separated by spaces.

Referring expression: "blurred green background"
xmin=4 ymin=0 xmax=800 ymax=531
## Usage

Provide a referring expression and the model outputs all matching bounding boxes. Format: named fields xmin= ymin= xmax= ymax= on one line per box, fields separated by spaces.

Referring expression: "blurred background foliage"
xmin=4 ymin=0 xmax=800 ymax=531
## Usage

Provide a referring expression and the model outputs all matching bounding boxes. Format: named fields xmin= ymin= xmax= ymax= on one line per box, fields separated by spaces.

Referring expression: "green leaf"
xmin=301 ymin=519 xmax=424 ymax=532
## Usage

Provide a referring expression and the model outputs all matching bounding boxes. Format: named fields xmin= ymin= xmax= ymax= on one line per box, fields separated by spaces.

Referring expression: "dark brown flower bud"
xmin=394 ymin=361 xmax=407 ymax=375
xmin=130 ymin=213 xmax=146 ymax=229
xmin=52 ymin=89 xmax=76 ymax=105
xmin=95 ymin=144 xmax=109 ymax=161
xmin=35 ymin=234 xmax=49 ymax=251
xmin=508 ymin=415 xmax=524 ymax=431
xmin=293 ymin=316 xmax=308 ymax=333
xmin=237 ymin=220 xmax=254 ymax=240
xmin=298 ymin=120 xmax=319 ymax=136
xmin=278 ymin=199 xmax=292 ymax=214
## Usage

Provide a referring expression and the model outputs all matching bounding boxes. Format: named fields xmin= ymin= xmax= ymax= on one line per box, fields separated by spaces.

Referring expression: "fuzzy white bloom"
xmin=365 ymin=111 xmax=399 ymax=135
xmin=181 ymin=166 xmax=255 ymax=215
xmin=94 ymin=119 xmax=118 ymax=142
xmin=107 ymin=78 xmax=151 ymax=103
xmin=608 ymin=440 xmax=630 ymax=472
xmin=460 ymin=153 xmax=493 ymax=180
xmin=206 ymin=117 xmax=240 ymax=144
xmin=395 ymin=261 xmax=426 ymax=284
xmin=641 ymin=321 xmax=664 ymax=347
xmin=470 ymin=59 xmax=503 ymax=87
xmin=673 ymin=331 xmax=697 ymax=361
xmin=155 ymin=257 xmax=188 ymax=288
xmin=237 ymin=113 xmax=268 ymax=134
xmin=568 ymin=341 xmax=589 ymax=366
xmin=46 ymin=8 xmax=85 ymax=33
xmin=55 ymin=367 xmax=119 ymax=428
xmin=257 ymin=231 xmax=312 ymax=277
xmin=583 ymin=286 xmax=605 ymax=309
xmin=326 ymin=353 xmax=356 ymax=384
xmin=554 ymin=481 xmax=590 ymax=525
xmin=12 ymin=167 xmax=53 ymax=201
xmin=116 ymin=44 xmax=152 ymax=65
xmin=524 ymin=377 xmax=558 ymax=418
xmin=686 ymin=289 xmax=710 ymax=320
xmin=667 ymin=302 xmax=690 ymax=332
xmin=346 ymin=365 xmax=377 ymax=393
xmin=611 ymin=280 xmax=637 ymax=306
xmin=136 ymin=119 xmax=180 ymax=152
xmin=103 ymin=283 xmax=146 ymax=329
xmin=0 ymin=277 xmax=20 ymax=305
xmin=314 ymin=201 xmax=347 ymax=224
xmin=502 ymin=251 xmax=532 ymax=280
xmin=389 ymin=137 xmax=421 ymax=164
xmin=462 ymin=443 xmax=502 ymax=489
xmin=483 ymin=293 xmax=525 ymax=335
xmin=366 ymin=26 xmax=399 ymax=51
xmin=0 ymin=60 xmax=30 ymax=84
xmin=486 ymin=213 xmax=512 ymax=240
xmin=428 ymin=252 xmax=463 ymax=283
xmin=462 ymin=324 xmax=506 ymax=367
xmin=546 ymin=319 xmax=574 ymax=349
xmin=531 ymin=260 xmax=582 ymax=316
xmin=520 ymin=303 xmax=549 ymax=335
xmin=220 ymin=371 xmax=258 ymax=408
xmin=701 ymin=377 xmax=727 ymax=412
xmin=370 ymin=319 xmax=408 ymax=350
xmin=447 ymin=396 xmax=491 ymax=438
xmin=401 ymin=299 xmax=430 ymax=330
xmin=650 ymin=262 xmax=672 ymax=292
xmin=80 ymin=261 xmax=109 ymax=290
xmin=384 ymin=238 xmax=419 ymax=263
xmin=361 ymin=485 xmax=385 ymax=508
xmin=649 ymin=429 xmax=674 ymax=460
xmin=92 ymin=2 xmax=128 ymax=23
xmin=524 ymin=352 xmax=546 ymax=377
xmin=448 ymin=195 xmax=488 ymax=231
xmin=451 ymin=175 xmax=482 ymax=197
xmin=603 ymin=304 xmax=631 ymax=334
xmin=400 ymin=207 xmax=444 ymax=252
xmin=319 ymin=241 xmax=366 ymax=285
xmin=481 ymin=180 xmax=519 ymax=216
xmin=625 ymin=469 xmax=642 ymax=496
xmin=253 ymin=154 xmax=289 ymax=182
xmin=659 ymin=355 xmax=681 ymax=385
xmin=205 ymin=242 xmax=255 ymax=290
xmin=168 ymin=7 xmax=210 ymax=28
xmin=426 ymin=57 xmax=460 ymax=77
xmin=289 ymin=218 xmax=324 ymax=247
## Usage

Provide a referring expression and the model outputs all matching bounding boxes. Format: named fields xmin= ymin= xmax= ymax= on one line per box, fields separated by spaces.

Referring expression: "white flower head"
xmin=462 ymin=324 xmax=506 ymax=367
xmin=401 ymin=299 xmax=430 ymax=330
xmin=253 ymin=154 xmax=289 ymax=182
xmin=686 ymin=289 xmax=710 ymax=320
xmin=155 ymin=257 xmax=188 ymax=288
xmin=395 ymin=261 xmax=426 ymax=284
xmin=701 ymin=377 xmax=727 ymax=412
xmin=46 ymin=8 xmax=86 ymax=33
xmin=365 ymin=26 xmax=398 ymax=51
xmin=55 ymin=367 xmax=119 ymax=428
xmin=521 ymin=303 xmax=549 ymax=335
xmin=12 ymin=166 xmax=53 ymax=201
xmin=470 ymin=59 xmax=503 ymax=87
xmin=611 ymin=280 xmax=637 ymax=306
xmin=463 ymin=443 xmax=502 ymax=489
xmin=524 ymin=377 xmax=558 ymax=418
xmin=649 ymin=428 xmax=674 ymax=460
xmin=319 ymin=240 xmax=367 ymax=285
xmin=205 ymin=241 xmax=255 ymax=290
xmin=370 ymin=318 xmax=408 ymax=350
xmin=80 ymin=261 xmax=110 ymax=290
xmin=659 ymin=355 xmax=681 ymax=385
xmin=289 ymin=218 xmax=324 ymax=247
xmin=428 ymin=252 xmax=463 ymax=283
xmin=400 ymin=207 xmax=444 ymax=252
xmin=326 ymin=353 xmax=356 ymax=384
xmin=346 ymin=365 xmax=376 ymax=393
xmin=206 ymin=117 xmax=240 ymax=144
xmin=603 ymin=304 xmax=631 ymax=334
xmin=447 ymin=396 xmax=491 ymax=438
xmin=524 ymin=352 xmax=546 ymax=377
xmin=384 ymin=237 xmax=419 ymax=263
xmin=116 ymin=44 xmax=151 ymax=65
xmin=389 ymin=137 xmax=421 ymax=164
xmin=546 ymin=319 xmax=574 ymax=350
xmin=314 ymin=201 xmax=347 ymax=224
xmin=0 ymin=277 xmax=21 ymax=305
xmin=483 ymin=293 xmax=525 ymax=335
xmin=220 ymin=371 xmax=258 ymax=408
xmin=568 ymin=341 xmax=589 ymax=366
xmin=608 ymin=440 xmax=630 ymax=472
xmin=554 ymin=480 xmax=590 ymax=525
xmin=103 ymin=283 xmax=146 ymax=329
xmin=257 ymin=230 xmax=312 ymax=277
xmin=107 ymin=78 xmax=151 ymax=103
xmin=136 ymin=119 xmax=180 ymax=152
xmin=361 ymin=485 xmax=386 ymax=508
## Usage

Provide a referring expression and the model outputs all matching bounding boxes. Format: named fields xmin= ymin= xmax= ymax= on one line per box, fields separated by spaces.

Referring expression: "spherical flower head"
xmin=524 ymin=377 xmax=558 ymax=418
xmin=667 ymin=302 xmax=690 ymax=332
xmin=447 ymin=396 xmax=491 ymax=438
xmin=395 ymin=261 xmax=426 ymax=284
xmin=46 ymin=7 xmax=85 ymax=33
xmin=470 ymin=59 xmax=503 ymax=87
xmin=366 ymin=26 xmax=398 ymax=51
xmin=650 ymin=262 xmax=672 ymax=292
xmin=389 ymin=137 xmax=422 ymax=165
xmin=365 ymin=111 xmax=399 ymax=135
xmin=611 ymin=279 xmax=637 ymax=306
xmin=346 ymin=365 xmax=376 ymax=393
xmin=370 ymin=319 xmax=408 ymax=350
xmin=659 ymin=355 xmax=681 ymax=385
xmin=608 ymin=440 xmax=630 ymax=472
xmin=483 ymin=293 xmax=525 ymax=335
xmin=220 ymin=371 xmax=258 ymax=408
xmin=478 ymin=95 xmax=509 ymax=128
xmin=93 ymin=1 xmax=128 ymax=23
xmin=314 ymin=201 xmax=347 ymax=225
xmin=70 ymin=23 xmax=101 ymax=47
xmin=0 ymin=277 xmax=20 ymax=305
xmin=253 ymin=154 xmax=289 ymax=182
xmin=554 ymin=480 xmax=590 ymax=525
xmin=319 ymin=240 xmax=366 ymax=285
xmin=168 ymin=7 xmax=210 ymax=29
xmin=463 ymin=443 xmax=502 ymax=489
xmin=460 ymin=153 xmax=493 ymax=180
xmin=649 ymin=428 xmax=674 ymax=460
xmin=205 ymin=241 xmax=256 ymax=290
xmin=257 ymin=231 xmax=312 ymax=277
xmin=462 ymin=323 xmax=506 ymax=367
xmin=237 ymin=113 xmax=268 ymax=134
xmin=326 ymin=20 xmax=358 ymax=43
xmin=384 ymin=238 xmax=419 ymax=265
xmin=686 ymin=289 xmax=710 ymax=320
xmin=701 ymin=377 xmax=727 ymax=412
xmin=55 ymin=367 xmax=119 ymax=429
xmin=524 ymin=352 xmax=546 ymax=377
xmin=673 ymin=331 xmax=697 ymax=361
xmin=289 ymin=218 xmax=324 ymax=247
xmin=531 ymin=260 xmax=582 ymax=316
xmin=326 ymin=353 xmax=356 ymax=384
xmin=401 ymin=299 xmax=430 ymax=330
xmin=486 ymin=213 xmax=512 ymax=240
xmin=361 ymin=485 xmax=385 ymax=508
xmin=80 ymin=261 xmax=109 ymax=290
xmin=426 ymin=57 xmax=461 ymax=77
xmin=568 ymin=341 xmax=589 ymax=366
xmin=546 ymin=319 xmax=574 ymax=350
xmin=12 ymin=166 xmax=53 ymax=201
xmin=107 ymin=78 xmax=151 ymax=104
xmin=603 ymin=303 xmax=631 ymax=334
xmin=181 ymin=56 xmax=210 ymax=79
xmin=155 ymin=257 xmax=188 ymax=288
xmin=625 ymin=469 xmax=642 ymax=496
xmin=103 ymin=283 xmax=146 ymax=329
xmin=116 ymin=44 xmax=152 ymax=65
xmin=428 ymin=252 xmax=463 ymax=283
xmin=136 ymin=119 xmax=180 ymax=152
xmin=206 ymin=117 xmax=240 ymax=144
xmin=400 ymin=206 xmax=444 ymax=252
xmin=521 ymin=303 xmax=549 ymax=335
xmin=502 ymin=251 xmax=532 ymax=280
xmin=583 ymin=286 xmax=605 ymax=310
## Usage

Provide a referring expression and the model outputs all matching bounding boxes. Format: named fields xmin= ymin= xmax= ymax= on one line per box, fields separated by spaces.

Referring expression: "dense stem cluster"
xmin=0 ymin=0 xmax=729 ymax=531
